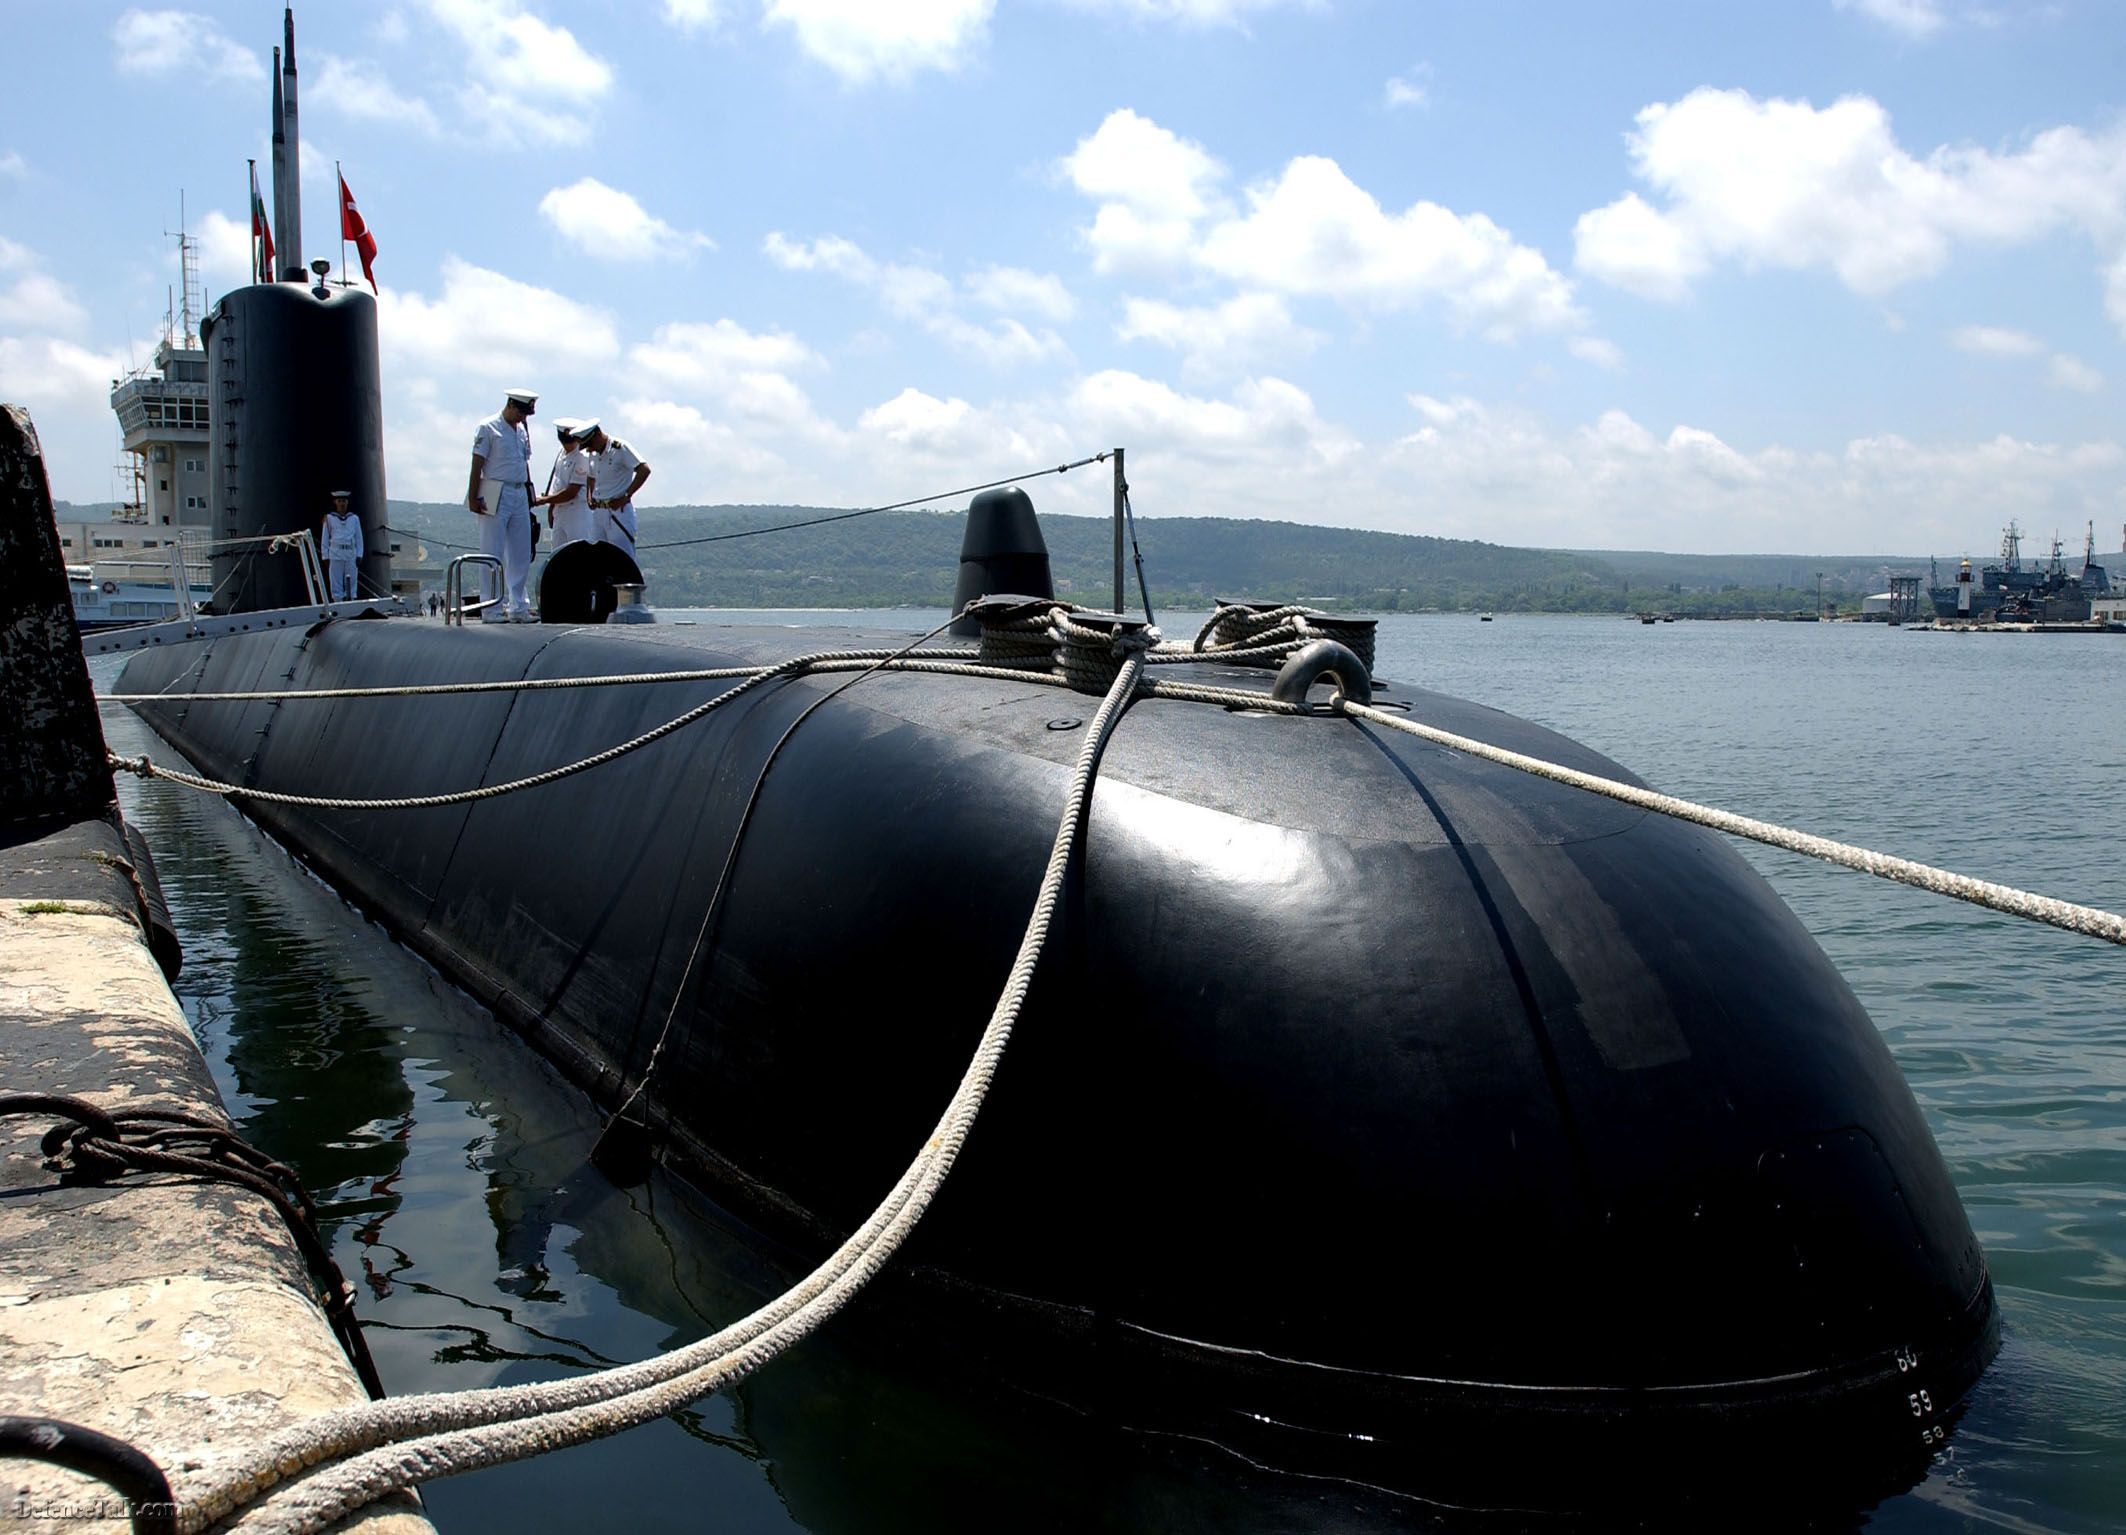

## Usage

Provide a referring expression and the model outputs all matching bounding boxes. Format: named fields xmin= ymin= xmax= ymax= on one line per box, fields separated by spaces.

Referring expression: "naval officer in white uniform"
xmin=466 ymin=388 xmax=537 ymax=621
xmin=538 ymin=418 xmax=595 ymax=548
xmin=322 ymin=488 xmax=363 ymax=602
xmin=579 ymin=419 xmax=651 ymax=559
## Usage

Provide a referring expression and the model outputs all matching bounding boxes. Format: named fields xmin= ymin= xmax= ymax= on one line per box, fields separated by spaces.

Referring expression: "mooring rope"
xmin=99 ymin=651 xmax=982 ymax=704
xmin=1335 ymin=696 xmax=2126 ymax=948
xmin=599 ymin=618 xmax=960 ymax=1150
xmin=174 ymin=646 xmax=1150 ymax=1535
xmin=111 ymin=618 xmax=2125 ymax=949
xmin=106 ymin=656 xmax=1075 ymax=811
xmin=0 ymin=1095 xmax=384 ymax=1402
xmin=636 ymin=452 xmax=1114 ymax=551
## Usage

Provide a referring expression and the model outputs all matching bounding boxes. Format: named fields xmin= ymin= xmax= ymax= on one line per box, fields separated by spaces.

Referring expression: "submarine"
xmin=105 ymin=75 xmax=1997 ymax=1512
xmin=115 ymin=588 xmax=1997 ymax=1507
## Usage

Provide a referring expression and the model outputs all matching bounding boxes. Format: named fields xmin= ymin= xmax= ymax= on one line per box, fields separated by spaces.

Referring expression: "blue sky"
xmin=4 ymin=0 xmax=2124 ymax=554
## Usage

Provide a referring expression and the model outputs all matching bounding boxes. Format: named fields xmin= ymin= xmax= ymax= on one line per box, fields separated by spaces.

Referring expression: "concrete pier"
xmin=0 ymin=403 xmax=429 ymax=1534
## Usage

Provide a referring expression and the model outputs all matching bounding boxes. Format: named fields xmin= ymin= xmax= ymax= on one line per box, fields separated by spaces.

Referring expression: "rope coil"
xmin=1054 ymin=611 xmax=1160 ymax=696
xmin=1189 ymin=602 xmax=1377 ymax=671
xmin=972 ymin=602 xmax=1074 ymax=672
xmin=0 ymin=1095 xmax=385 ymax=1401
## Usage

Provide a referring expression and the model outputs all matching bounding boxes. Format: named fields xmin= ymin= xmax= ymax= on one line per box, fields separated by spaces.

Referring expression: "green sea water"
xmin=92 ymin=613 xmax=2126 ymax=1532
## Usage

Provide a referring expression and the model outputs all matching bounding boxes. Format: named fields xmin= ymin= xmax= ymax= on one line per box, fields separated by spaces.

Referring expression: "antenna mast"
xmin=163 ymin=192 xmax=201 ymax=348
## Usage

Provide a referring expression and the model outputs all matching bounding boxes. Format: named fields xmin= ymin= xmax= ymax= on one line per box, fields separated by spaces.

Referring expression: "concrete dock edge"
xmin=0 ymin=401 xmax=431 ymax=1533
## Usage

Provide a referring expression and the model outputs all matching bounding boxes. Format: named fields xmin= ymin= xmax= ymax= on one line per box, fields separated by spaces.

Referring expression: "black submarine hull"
xmin=119 ymin=616 xmax=1995 ymax=1505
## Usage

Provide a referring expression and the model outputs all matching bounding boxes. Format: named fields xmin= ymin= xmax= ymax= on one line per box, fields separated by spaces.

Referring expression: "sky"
xmin=3 ymin=0 xmax=2125 ymax=556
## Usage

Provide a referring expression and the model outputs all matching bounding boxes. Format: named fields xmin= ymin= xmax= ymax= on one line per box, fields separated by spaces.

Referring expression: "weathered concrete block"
xmin=1 ymin=873 xmax=428 ymax=1533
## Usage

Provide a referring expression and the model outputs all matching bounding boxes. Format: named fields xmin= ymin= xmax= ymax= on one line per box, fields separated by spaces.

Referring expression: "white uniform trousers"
xmin=605 ymin=502 xmax=637 ymax=560
xmin=480 ymin=478 xmax=534 ymax=617
xmin=475 ymin=507 xmax=502 ymax=609
xmin=553 ymin=497 xmax=595 ymax=548
xmin=327 ymin=558 xmax=356 ymax=601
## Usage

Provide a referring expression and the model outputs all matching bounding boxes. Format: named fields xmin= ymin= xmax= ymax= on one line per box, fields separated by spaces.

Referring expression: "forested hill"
xmin=383 ymin=499 xmax=1939 ymax=614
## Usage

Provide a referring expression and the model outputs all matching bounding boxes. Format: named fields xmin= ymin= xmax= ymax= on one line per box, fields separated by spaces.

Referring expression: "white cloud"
xmin=1062 ymin=109 xmax=1228 ymax=276
xmin=617 ymin=397 xmax=798 ymax=483
xmin=112 ymin=10 xmax=263 ymax=81
xmin=859 ymin=387 xmax=979 ymax=448
xmin=1070 ymin=370 xmax=1361 ymax=470
xmin=1118 ymin=292 xmax=1323 ymax=380
xmin=196 ymin=210 xmax=255 ymax=296
xmin=765 ymin=232 xmax=1069 ymax=367
xmin=1572 ymin=191 xmax=1705 ymax=301
xmin=1833 ymin=0 xmax=1946 ymax=38
xmin=0 ymin=237 xmax=90 ymax=334
xmin=1568 ymin=336 xmax=1625 ymax=370
xmin=1384 ymin=63 xmax=1431 ymax=111
xmin=539 ymin=178 xmax=715 ymax=261
xmin=2049 ymin=353 xmax=2103 ymax=392
xmin=1199 ymin=155 xmax=1584 ymax=337
xmin=933 ymin=314 xmax=1073 ymax=368
xmin=1574 ymin=88 xmax=2126 ymax=328
xmin=662 ymin=0 xmax=722 ymax=31
xmin=1387 ymin=395 xmax=2126 ymax=551
xmin=0 ymin=337 xmax=127 ymax=408
xmin=0 ymin=151 xmax=25 ymax=183
xmin=2103 ymin=250 xmax=2126 ymax=334
xmin=762 ymin=0 xmax=994 ymax=84
xmin=631 ymin=318 xmax=820 ymax=389
xmin=377 ymin=256 xmax=619 ymax=379
xmin=763 ymin=231 xmax=885 ymax=283
xmin=1064 ymin=110 xmax=1585 ymax=345
xmin=965 ymin=266 xmax=1075 ymax=321
xmin=313 ymin=52 xmax=442 ymax=136
xmin=1060 ymin=0 xmax=1319 ymax=24
xmin=421 ymin=0 xmax=613 ymax=144
xmin=1949 ymin=325 xmax=2044 ymax=355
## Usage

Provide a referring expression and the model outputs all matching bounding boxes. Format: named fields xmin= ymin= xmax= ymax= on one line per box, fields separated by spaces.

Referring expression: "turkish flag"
xmin=339 ymin=173 xmax=379 ymax=294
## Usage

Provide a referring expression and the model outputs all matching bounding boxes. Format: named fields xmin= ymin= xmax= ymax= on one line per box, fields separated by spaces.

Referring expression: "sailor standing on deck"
xmin=580 ymin=419 xmax=651 ymax=560
xmin=322 ymin=489 xmax=363 ymax=602
xmin=466 ymin=388 xmax=537 ymax=621
xmin=537 ymin=418 xmax=595 ymax=548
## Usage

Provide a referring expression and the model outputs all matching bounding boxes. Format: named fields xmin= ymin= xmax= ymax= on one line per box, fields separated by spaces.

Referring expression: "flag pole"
xmin=247 ymin=158 xmax=258 ymax=283
xmin=336 ymin=160 xmax=346 ymax=288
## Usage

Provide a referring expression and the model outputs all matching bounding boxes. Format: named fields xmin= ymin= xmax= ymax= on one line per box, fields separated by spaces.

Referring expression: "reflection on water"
xmin=94 ymin=614 xmax=2126 ymax=1533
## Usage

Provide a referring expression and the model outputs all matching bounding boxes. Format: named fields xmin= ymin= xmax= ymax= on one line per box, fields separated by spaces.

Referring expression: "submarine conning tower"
xmin=206 ymin=283 xmax=388 ymax=612
xmin=209 ymin=1 xmax=388 ymax=615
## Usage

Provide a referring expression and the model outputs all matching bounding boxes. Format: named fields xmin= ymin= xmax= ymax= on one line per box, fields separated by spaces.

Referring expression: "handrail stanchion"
xmin=445 ymin=554 xmax=502 ymax=627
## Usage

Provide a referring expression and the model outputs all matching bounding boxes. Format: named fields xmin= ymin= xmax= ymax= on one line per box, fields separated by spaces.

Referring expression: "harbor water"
xmin=92 ymin=612 xmax=2125 ymax=1532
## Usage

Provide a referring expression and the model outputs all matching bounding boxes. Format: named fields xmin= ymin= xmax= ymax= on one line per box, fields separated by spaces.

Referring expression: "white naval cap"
xmin=553 ymin=416 xmax=587 ymax=440
xmin=329 ymin=488 xmax=352 ymax=498
xmin=504 ymin=387 xmax=538 ymax=406
xmin=573 ymin=416 xmax=601 ymax=437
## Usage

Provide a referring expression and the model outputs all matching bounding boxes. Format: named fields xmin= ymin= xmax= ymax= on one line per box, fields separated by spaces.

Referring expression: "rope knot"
xmin=1053 ymin=611 xmax=1155 ymax=695
xmin=109 ymin=752 xmax=154 ymax=779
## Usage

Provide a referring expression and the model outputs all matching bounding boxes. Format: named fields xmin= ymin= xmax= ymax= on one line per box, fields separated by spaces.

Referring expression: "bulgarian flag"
xmin=339 ymin=171 xmax=379 ymax=294
xmin=249 ymin=162 xmax=274 ymax=283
